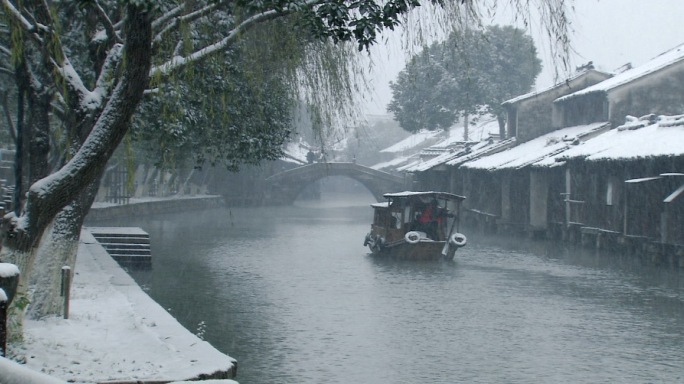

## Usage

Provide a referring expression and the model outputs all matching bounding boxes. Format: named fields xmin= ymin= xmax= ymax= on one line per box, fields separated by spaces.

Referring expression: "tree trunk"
xmin=27 ymin=179 xmax=99 ymax=319
xmin=0 ymin=4 xmax=152 ymax=339
xmin=497 ymin=113 xmax=506 ymax=139
xmin=1 ymin=4 xmax=152 ymax=254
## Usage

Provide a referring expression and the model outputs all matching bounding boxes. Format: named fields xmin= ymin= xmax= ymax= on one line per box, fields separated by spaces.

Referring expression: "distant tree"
xmin=388 ymin=25 xmax=542 ymax=135
xmin=387 ymin=47 xmax=456 ymax=132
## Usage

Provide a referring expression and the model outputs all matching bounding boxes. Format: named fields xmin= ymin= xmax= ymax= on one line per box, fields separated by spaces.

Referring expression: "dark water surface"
xmin=104 ymin=197 xmax=684 ymax=383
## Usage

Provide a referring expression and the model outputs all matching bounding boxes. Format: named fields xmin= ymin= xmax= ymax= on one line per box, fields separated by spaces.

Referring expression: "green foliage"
xmin=132 ymin=43 xmax=294 ymax=172
xmin=388 ymin=25 xmax=542 ymax=133
xmin=387 ymin=47 xmax=456 ymax=132
xmin=134 ymin=10 xmax=370 ymax=171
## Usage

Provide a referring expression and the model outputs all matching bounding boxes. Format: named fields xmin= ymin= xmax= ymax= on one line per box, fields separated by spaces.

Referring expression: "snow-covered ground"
xmin=4 ymin=230 xmax=237 ymax=384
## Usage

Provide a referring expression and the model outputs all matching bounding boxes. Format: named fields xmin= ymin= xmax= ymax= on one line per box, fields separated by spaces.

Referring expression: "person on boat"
xmin=418 ymin=200 xmax=443 ymax=239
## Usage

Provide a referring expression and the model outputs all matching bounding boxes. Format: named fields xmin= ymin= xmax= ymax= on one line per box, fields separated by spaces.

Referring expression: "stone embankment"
xmin=2 ymin=195 xmax=238 ymax=384
xmin=87 ymin=195 xmax=224 ymax=222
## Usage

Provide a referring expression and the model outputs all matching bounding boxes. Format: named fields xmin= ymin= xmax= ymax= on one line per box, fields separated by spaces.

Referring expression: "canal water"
xmin=108 ymin=194 xmax=684 ymax=383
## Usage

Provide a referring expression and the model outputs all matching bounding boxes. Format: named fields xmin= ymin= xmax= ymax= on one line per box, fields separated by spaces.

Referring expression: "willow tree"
xmin=0 ymin=0 xmax=573 ymax=325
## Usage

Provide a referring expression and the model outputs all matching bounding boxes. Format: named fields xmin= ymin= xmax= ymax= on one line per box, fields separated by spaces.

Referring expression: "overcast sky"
xmin=364 ymin=0 xmax=684 ymax=115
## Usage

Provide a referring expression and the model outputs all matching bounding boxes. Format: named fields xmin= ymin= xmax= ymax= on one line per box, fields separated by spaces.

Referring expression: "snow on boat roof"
xmin=463 ymin=122 xmax=609 ymax=171
xmin=541 ymin=114 xmax=684 ymax=163
xmin=382 ymin=191 xmax=466 ymax=201
xmin=556 ymin=43 xmax=684 ymax=102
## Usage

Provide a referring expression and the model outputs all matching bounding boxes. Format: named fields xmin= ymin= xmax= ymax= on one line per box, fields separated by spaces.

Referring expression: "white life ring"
xmin=404 ymin=231 xmax=421 ymax=244
xmin=449 ymin=232 xmax=467 ymax=247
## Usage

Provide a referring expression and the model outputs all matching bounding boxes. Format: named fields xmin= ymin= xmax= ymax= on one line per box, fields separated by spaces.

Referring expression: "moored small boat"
xmin=363 ymin=191 xmax=467 ymax=260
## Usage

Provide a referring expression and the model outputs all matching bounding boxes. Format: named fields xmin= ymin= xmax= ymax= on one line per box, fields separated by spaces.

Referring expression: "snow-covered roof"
xmin=396 ymin=157 xmax=424 ymax=172
xmin=370 ymin=154 xmax=417 ymax=171
xmin=556 ymin=43 xmax=684 ymax=102
xmin=503 ymin=69 xmax=612 ymax=105
xmin=380 ymin=129 xmax=443 ymax=153
xmin=463 ymin=122 xmax=610 ymax=171
xmin=430 ymin=118 xmax=500 ymax=148
xmin=404 ymin=146 xmax=469 ymax=172
xmin=446 ymin=137 xmax=517 ymax=167
xmin=400 ymin=118 xmax=502 ymax=172
xmin=538 ymin=114 xmax=684 ymax=165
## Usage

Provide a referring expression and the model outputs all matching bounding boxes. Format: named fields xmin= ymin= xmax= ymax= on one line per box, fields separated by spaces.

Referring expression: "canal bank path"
xmin=3 ymin=227 xmax=238 ymax=384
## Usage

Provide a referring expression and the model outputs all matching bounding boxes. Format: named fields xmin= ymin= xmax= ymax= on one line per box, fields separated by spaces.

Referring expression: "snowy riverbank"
xmin=87 ymin=195 xmax=225 ymax=222
xmin=4 ymin=229 xmax=237 ymax=383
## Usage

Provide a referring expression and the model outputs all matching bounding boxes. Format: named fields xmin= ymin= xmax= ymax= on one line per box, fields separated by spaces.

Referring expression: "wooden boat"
xmin=363 ymin=191 xmax=467 ymax=260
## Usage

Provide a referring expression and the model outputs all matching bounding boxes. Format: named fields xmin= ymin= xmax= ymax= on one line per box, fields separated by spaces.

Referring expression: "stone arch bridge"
xmin=265 ymin=162 xmax=409 ymax=205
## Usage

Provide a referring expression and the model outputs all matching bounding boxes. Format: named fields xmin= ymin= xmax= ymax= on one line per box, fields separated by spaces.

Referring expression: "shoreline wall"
xmin=86 ymin=196 xmax=224 ymax=222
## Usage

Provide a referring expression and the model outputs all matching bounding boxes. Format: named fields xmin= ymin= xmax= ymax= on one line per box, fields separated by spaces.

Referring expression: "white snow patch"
xmin=0 ymin=357 xmax=67 ymax=384
xmin=0 ymin=263 xmax=20 ymax=278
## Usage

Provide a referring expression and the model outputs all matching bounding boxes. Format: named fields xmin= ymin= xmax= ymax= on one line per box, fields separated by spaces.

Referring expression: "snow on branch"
xmin=1 ymin=0 xmax=45 ymax=43
xmin=94 ymin=44 xmax=123 ymax=93
xmin=149 ymin=0 xmax=321 ymax=78
xmin=152 ymin=2 xmax=221 ymax=45
xmin=152 ymin=3 xmax=185 ymax=31
xmin=52 ymin=57 xmax=103 ymax=113
xmin=91 ymin=0 xmax=122 ymax=44
xmin=3 ymin=0 xmax=104 ymax=113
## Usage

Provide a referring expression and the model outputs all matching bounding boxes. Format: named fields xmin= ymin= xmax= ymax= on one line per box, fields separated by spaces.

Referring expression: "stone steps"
xmin=86 ymin=227 xmax=151 ymax=266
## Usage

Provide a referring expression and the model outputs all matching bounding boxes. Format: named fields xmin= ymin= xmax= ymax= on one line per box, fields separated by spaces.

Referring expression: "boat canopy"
xmin=370 ymin=202 xmax=391 ymax=208
xmin=382 ymin=191 xmax=466 ymax=201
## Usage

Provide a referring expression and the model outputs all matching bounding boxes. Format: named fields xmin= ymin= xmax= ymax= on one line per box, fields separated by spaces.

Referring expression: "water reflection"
xmin=99 ymin=195 xmax=684 ymax=383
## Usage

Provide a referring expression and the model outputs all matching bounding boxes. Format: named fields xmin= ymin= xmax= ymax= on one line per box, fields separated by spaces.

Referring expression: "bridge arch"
xmin=265 ymin=162 xmax=409 ymax=205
